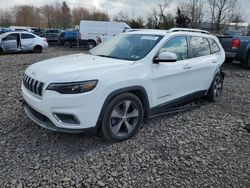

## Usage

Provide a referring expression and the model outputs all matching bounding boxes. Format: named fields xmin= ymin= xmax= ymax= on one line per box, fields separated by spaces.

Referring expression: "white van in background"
xmin=79 ymin=20 xmax=131 ymax=49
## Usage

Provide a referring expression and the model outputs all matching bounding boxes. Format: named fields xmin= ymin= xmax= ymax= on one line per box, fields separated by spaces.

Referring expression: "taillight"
xmin=232 ymin=39 xmax=240 ymax=49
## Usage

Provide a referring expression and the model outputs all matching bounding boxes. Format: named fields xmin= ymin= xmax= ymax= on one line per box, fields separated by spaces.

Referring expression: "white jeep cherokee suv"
xmin=21 ymin=28 xmax=225 ymax=141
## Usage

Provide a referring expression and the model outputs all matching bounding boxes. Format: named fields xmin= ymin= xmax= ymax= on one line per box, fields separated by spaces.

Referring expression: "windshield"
xmin=90 ymin=34 xmax=163 ymax=61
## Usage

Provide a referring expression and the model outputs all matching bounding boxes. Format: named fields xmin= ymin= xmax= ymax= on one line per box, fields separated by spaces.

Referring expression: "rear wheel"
xmin=242 ymin=54 xmax=250 ymax=69
xmin=206 ymin=73 xmax=224 ymax=102
xmin=102 ymin=93 xmax=144 ymax=142
xmin=225 ymin=58 xmax=234 ymax=64
xmin=87 ymin=41 xmax=96 ymax=50
xmin=33 ymin=45 xmax=43 ymax=53
xmin=64 ymin=41 xmax=71 ymax=48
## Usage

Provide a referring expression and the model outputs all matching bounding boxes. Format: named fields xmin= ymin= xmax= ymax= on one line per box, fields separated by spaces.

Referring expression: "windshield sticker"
xmin=141 ymin=36 xmax=159 ymax=41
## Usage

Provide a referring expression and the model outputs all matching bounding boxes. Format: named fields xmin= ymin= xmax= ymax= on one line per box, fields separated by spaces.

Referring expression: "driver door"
xmin=2 ymin=33 xmax=18 ymax=52
xmin=151 ymin=36 xmax=194 ymax=107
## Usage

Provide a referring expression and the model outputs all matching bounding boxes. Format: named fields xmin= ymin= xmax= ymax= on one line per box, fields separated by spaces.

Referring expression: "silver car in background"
xmin=0 ymin=31 xmax=48 ymax=53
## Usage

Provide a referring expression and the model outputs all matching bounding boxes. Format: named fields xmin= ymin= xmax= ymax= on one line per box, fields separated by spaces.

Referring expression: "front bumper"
xmin=21 ymin=83 xmax=104 ymax=132
xmin=22 ymin=100 xmax=97 ymax=134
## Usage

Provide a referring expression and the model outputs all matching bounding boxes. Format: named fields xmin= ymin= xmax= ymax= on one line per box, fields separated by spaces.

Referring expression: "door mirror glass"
xmin=154 ymin=51 xmax=177 ymax=64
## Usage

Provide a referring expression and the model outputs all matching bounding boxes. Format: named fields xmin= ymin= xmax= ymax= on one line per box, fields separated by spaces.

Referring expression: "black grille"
xmin=23 ymin=74 xmax=44 ymax=96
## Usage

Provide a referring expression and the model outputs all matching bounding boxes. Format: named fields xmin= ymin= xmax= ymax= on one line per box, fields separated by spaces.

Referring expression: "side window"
xmin=160 ymin=36 xmax=188 ymax=61
xmin=5 ymin=33 xmax=18 ymax=41
xmin=21 ymin=34 xmax=35 ymax=39
xmin=190 ymin=36 xmax=210 ymax=58
xmin=208 ymin=38 xmax=220 ymax=54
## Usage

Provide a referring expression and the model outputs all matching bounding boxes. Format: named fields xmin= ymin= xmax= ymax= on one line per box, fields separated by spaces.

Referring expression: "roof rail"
xmin=168 ymin=28 xmax=210 ymax=35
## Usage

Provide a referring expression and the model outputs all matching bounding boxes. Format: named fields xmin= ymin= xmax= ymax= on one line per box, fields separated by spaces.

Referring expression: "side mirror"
xmin=154 ymin=51 xmax=177 ymax=64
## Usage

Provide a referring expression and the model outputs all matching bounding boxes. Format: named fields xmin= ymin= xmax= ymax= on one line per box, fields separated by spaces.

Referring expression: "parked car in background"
xmin=31 ymin=27 xmax=45 ymax=37
xmin=0 ymin=27 xmax=12 ymax=34
xmin=21 ymin=28 xmax=225 ymax=141
xmin=218 ymin=30 xmax=250 ymax=69
xmin=9 ymin=26 xmax=32 ymax=32
xmin=0 ymin=31 xmax=48 ymax=53
xmin=80 ymin=20 xmax=131 ymax=49
xmin=59 ymin=29 xmax=80 ymax=47
xmin=42 ymin=29 xmax=63 ymax=44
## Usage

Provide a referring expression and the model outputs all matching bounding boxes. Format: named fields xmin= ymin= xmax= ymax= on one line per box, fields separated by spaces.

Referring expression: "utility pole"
xmin=210 ymin=0 xmax=216 ymax=33
xmin=132 ymin=4 xmax=135 ymax=20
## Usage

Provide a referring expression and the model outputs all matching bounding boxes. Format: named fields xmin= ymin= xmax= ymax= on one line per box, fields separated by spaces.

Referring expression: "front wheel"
xmin=206 ymin=73 xmax=224 ymax=102
xmin=102 ymin=93 xmax=144 ymax=142
xmin=64 ymin=41 xmax=71 ymax=48
xmin=87 ymin=41 xmax=96 ymax=50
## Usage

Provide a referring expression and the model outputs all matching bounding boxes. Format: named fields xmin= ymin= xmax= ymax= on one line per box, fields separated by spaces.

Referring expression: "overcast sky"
xmin=0 ymin=0 xmax=249 ymax=22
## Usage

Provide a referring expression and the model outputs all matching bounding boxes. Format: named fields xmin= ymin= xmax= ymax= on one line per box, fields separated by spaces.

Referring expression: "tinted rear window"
xmin=208 ymin=38 xmax=220 ymax=54
xmin=21 ymin=33 xmax=35 ymax=39
xmin=190 ymin=36 xmax=210 ymax=58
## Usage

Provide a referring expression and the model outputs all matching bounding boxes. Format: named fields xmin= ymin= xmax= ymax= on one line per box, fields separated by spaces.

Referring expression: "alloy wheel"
xmin=110 ymin=100 xmax=139 ymax=137
xmin=213 ymin=76 xmax=222 ymax=99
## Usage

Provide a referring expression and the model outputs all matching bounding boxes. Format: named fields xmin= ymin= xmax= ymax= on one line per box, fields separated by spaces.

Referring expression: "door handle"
xmin=183 ymin=65 xmax=192 ymax=69
xmin=211 ymin=59 xmax=217 ymax=64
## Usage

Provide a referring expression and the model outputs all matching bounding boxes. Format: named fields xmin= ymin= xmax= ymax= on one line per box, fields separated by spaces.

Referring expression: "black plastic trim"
xmin=23 ymin=100 xmax=97 ymax=134
xmin=95 ymin=86 xmax=150 ymax=130
xmin=149 ymin=90 xmax=207 ymax=115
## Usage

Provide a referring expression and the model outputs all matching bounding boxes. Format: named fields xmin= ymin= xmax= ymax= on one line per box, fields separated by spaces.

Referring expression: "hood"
xmin=25 ymin=53 xmax=134 ymax=83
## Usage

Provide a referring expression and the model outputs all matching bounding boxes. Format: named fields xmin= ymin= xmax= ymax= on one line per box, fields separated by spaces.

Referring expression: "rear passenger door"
xmin=21 ymin=33 xmax=35 ymax=51
xmin=186 ymin=36 xmax=218 ymax=92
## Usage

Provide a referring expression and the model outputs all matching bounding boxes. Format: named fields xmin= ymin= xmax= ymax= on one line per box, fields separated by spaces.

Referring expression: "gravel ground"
xmin=0 ymin=47 xmax=249 ymax=188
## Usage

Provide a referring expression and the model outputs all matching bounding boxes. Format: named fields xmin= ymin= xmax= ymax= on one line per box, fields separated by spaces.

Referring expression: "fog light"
xmin=53 ymin=113 xmax=80 ymax=125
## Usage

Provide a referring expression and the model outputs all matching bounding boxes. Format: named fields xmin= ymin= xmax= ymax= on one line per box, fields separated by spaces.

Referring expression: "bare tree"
xmin=180 ymin=0 xmax=204 ymax=28
xmin=72 ymin=7 xmax=91 ymax=26
xmin=208 ymin=0 xmax=239 ymax=32
xmin=113 ymin=11 xmax=145 ymax=28
xmin=208 ymin=0 xmax=216 ymax=32
xmin=113 ymin=11 xmax=129 ymax=22
xmin=146 ymin=0 xmax=173 ymax=29
xmin=0 ymin=9 xmax=14 ymax=26
xmin=228 ymin=4 xmax=244 ymax=24
xmin=41 ymin=5 xmax=55 ymax=28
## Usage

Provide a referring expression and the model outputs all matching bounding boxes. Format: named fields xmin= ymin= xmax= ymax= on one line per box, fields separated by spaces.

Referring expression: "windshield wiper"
xmin=97 ymin=55 xmax=115 ymax=58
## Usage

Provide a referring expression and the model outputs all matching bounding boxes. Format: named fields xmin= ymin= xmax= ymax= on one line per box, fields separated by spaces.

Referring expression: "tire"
xmin=33 ymin=45 xmax=43 ymax=53
xmin=64 ymin=41 xmax=71 ymax=48
xmin=87 ymin=41 xmax=96 ymax=50
xmin=206 ymin=73 xmax=224 ymax=102
xmin=102 ymin=93 xmax=144 ymax=142
xmin=224 ymin=58 xmax=233 ymax=64
xmin=242 ymin=54 xmax=250 ymax=69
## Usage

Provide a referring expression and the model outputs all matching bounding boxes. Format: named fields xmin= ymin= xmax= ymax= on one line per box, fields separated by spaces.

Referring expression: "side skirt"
xmin=149 ymin=90 xmax=207 ymax=117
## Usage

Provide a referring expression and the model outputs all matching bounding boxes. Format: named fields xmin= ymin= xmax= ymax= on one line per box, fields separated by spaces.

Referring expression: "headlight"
xmin=46 ymin=80 xmax=98 ymax=94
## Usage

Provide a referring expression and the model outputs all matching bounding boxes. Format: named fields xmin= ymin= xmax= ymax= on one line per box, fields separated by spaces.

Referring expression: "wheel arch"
xmin=95 ymin=86 xmax=150 ymax=131
xmin=33 ymin=45 xmax=43 ymax=50
xmin=87 ymin=39 xmax=97 ymax=45
xmin=206 ymin=69 xmax=225 ymax=96
xmin=243 ymin=46 xmax=250 ymax=68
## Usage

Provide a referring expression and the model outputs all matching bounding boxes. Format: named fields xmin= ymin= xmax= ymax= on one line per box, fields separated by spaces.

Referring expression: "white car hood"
xmin=25 ymin=53 xmax=134 ymax=83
